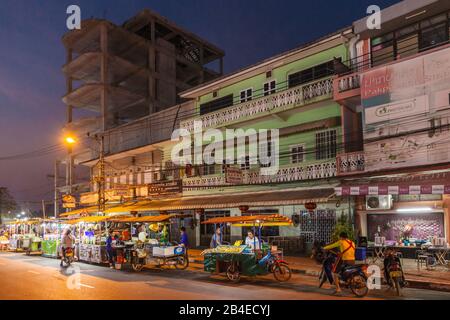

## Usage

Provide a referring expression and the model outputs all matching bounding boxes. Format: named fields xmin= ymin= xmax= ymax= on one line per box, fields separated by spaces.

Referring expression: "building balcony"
xmin=180 ymin=77 xmax=334 ymax=132
xmin=336 ymin=151 xmax=365 ymax=176
xmin=332 ymin=72 xmax=361 ymax=106
xmin=182 ymin=160 xmax=336 ymax=190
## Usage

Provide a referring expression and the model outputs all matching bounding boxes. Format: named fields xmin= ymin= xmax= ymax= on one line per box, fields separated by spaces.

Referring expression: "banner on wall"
xmin=335 ymin=185 xmax=450 ymax=196
xmin=361 ymin=46 xmax=450 ymax=118
xmin=361 ymin=46 xmax=450 ymax=171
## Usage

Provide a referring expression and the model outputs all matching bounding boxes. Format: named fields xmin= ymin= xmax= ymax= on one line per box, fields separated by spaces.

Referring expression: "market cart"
xmin=41 ymin=219 xmax=71 ymax=258
xmin=108 ymin=214 xmax=189 ymax=272
xmin=5 ymin=219 xmax=42 ymax=253
xmin=66 ymin=215 xmax=111 ymax=264
xmin=201 ymin=214 xmax=292 ymax=283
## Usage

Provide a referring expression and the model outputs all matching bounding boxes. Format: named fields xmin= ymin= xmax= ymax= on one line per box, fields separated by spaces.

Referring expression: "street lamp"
xmin=64 ymin=136 xmax=76 ymax=145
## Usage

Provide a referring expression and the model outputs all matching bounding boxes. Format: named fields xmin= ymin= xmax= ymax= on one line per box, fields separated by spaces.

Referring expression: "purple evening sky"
xmin=0 ymin=0 xmax=398 ymax=211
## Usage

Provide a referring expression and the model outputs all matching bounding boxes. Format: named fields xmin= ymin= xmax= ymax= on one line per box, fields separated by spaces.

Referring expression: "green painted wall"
xmin=197 ymin=44 xmax=347 ymax=108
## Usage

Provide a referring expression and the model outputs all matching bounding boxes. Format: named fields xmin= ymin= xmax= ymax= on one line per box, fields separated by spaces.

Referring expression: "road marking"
xmin=80 ymin=283 xmax=95 ymax=289
xmin=27 ymin=270 xmax=40 ymax=275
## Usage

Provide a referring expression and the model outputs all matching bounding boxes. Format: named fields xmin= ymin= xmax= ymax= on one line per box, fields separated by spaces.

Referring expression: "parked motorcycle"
xmin=383 ymin=248 xmax=407 ymax=296
xmin=317 ymin=249 xmax=369 ymax=297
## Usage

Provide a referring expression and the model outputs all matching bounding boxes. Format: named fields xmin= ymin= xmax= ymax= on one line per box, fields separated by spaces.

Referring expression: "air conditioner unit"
xmin=366 ymin=195 xmax=392 ymax=210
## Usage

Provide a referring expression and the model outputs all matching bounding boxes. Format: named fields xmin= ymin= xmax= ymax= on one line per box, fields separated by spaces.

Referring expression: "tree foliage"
xmin=331 ymin=213 xmax=355 ymax=242
xmin=0 ymin=187 xmax=17 ymax=218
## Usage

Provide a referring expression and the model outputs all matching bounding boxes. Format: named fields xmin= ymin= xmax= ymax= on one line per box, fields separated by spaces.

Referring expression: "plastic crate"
xmin=356 ymin=247 xmax=366 ymax=261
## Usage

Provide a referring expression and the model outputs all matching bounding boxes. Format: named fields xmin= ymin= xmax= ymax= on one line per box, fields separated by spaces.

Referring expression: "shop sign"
xmin=335 ymin=185 xmax=450 ymax=196
xmin=148 ymin=180 xmax=182 ymax=197
xmin=112 ymin=183 xmax=129 ymax=197
xmin=225 ymin=166 xmax=243 ymax=184
xmin=361 ymin=46 xmax=450 ymax=119
xmin=364 ymin=95 xmax=428 ymax=125
xmin=62 ymin=194 xmax=76 ymax=208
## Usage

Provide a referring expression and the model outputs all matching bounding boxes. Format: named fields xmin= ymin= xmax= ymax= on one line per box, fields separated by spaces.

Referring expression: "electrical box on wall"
xmin=366 ymin=195 xmax=392 ymax=210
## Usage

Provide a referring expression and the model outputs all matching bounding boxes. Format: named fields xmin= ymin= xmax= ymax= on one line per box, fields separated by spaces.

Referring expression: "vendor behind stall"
xmin=138 ymin=225 xmax=147 ymax=243
xmin=210 ymin=227 xmax=222 ymax=248
xmin=245 ymin=230 xmax=261 ymax=251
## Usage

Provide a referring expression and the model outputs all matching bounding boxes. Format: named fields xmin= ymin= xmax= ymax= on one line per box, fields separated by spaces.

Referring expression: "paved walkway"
xmin=188 ymin=249 xmax=450 ymax=292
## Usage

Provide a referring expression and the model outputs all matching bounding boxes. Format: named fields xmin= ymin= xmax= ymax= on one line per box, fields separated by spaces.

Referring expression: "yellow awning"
xmin=59 ymin=206 xmax=98 ymax=217
xmin=68 ymin=215 xmax=111 ymax=224
xmin=109 ymin=214 xmax=179 ymax=223
xmin=103 ymin=201 xmax=152 ymax=214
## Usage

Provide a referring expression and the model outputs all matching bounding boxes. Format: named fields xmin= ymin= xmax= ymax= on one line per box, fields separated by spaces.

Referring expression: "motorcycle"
xmin=317 ymin=249 xmax=369 ymax=297
xmin=383 ymin=248 xmax=407 ymax=296
xmin=61 ymin=247 xmax=75 ymax=268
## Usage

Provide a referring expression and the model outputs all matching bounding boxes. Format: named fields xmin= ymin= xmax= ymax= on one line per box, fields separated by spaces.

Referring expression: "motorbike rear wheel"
xmin=132 ymin=263 xmax=144 ymax=272
xmin=273 ymin=263 xmax=292 ymax=282
xmin=349 ymin=274 xmax=369 ymax=297
xmin=226 ymin=263 xmax=241 ymax=283
xmin=175 ymin=254 xmax=189 ymax=270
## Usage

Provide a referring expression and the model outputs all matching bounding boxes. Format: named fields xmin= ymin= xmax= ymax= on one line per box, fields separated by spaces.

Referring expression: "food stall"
xmin=6 ymin=219 xmax=42 ymax=253
xmin=67 ymin=215 xmax=111 ymax=264
xmin=107 ymin=214 xmax=188 ymax=271
xmin=201 ymin=214 xmax=292 ymax=282
xmin=41 ymin=219 xmax=72 ymax=258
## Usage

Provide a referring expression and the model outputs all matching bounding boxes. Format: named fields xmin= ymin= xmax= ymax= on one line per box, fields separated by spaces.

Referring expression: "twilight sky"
xmin=0 ymin=0 xmax=399 ymax=211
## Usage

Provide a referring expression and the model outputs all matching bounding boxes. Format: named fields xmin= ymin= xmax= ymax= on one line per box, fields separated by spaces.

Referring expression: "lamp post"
xmin=64 ymin=133 xmax=106 ymax=215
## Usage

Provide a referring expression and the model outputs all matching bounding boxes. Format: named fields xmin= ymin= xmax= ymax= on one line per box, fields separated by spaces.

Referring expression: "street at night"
xmin=1 ymin=252 xmax=449 ymax=300
xmin=2 ymin=0 xmax=450 ymax=312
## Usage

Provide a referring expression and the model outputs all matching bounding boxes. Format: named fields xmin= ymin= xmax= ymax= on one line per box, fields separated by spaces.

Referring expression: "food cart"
xmin=67 ymin=215 xmax=111 ymax=264
xmin=6 ymin=219 xmax=42 ymax=253
xmin=41 ymin=219 xmax=71 ymax=258
xmin=107 ymin=214 xmax=189 ymax=272
xmin=201 ymin=214 xmax=293 ymax=282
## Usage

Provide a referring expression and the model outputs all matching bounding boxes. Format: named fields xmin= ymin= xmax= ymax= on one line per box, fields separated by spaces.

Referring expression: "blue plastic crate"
xmin=356 ymin=247 xmax=366 ymax=261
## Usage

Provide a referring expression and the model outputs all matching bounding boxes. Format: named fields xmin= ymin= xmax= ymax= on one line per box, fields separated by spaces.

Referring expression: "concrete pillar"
xmin=66 ymin=48 xmax=73 ymax=123
xmin=230 ymin=208 xmax=241 ymax=243
xmin=100 ymin=24 xmax=109 ymax=131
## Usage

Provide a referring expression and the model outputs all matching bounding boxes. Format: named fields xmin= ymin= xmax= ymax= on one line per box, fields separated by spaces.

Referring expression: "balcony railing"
xmin=332 ymin=72 xmax=361 ymax=105
xmin=336 ymin=151 xmax=365 ymax=176
xmin=180 ymin=77 xmax=333 ymax=132
xmin=182 ymin=160 xmax=336 ymax=190
xmin=336 ymin=73 xmax=360 ymax=93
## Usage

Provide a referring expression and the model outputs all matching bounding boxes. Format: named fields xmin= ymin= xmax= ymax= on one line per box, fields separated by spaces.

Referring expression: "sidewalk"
xmin=188 ymin=249 xmax=450 ymax=292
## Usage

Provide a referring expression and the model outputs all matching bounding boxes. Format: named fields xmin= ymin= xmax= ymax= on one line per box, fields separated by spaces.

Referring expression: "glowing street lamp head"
xmin=65 ymin=136 xmax=76 ymax=145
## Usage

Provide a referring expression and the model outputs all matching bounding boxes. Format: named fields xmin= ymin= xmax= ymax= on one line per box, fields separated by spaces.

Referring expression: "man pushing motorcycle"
xmin=323 ymin=232 xmax=356 ymax=294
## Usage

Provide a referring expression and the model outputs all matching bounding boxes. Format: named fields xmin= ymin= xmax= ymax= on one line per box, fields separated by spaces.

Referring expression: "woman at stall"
xmin=210 ymin=227 xmax=222 ymax=248
xmin=245 ymin=230 xmax=261 ymax=251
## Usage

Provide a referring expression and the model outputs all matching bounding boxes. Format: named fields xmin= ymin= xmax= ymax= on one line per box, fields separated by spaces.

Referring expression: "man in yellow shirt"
xmin=323 ymin=232 xmax=355 ymax=294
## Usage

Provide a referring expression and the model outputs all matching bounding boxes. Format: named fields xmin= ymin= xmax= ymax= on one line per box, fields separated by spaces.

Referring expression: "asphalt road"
xmin=0 ymin=252 xmax=449 ymax=300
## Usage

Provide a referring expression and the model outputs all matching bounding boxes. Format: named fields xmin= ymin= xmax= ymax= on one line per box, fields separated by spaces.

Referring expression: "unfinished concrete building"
xmin=56 ymin=10 xmax=224 ymax=214
xmin=63 ymin=9 xmax=224 ymax=131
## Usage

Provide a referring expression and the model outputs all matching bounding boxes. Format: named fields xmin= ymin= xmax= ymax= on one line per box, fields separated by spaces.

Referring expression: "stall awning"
xmin=59 ymin=204 xmax=118 ymax=217
xmin=202 ymin=214 xmax=292 ymax=225
xmin=104 ymin=188 xmax=334 ymax=213
xmin=67 ymin=215 xmax=111 ymax=224
xmin=109 ymin=214 xmax=182 ymax=223
xmin=336 ymin=172 xmax=450 ymax=196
